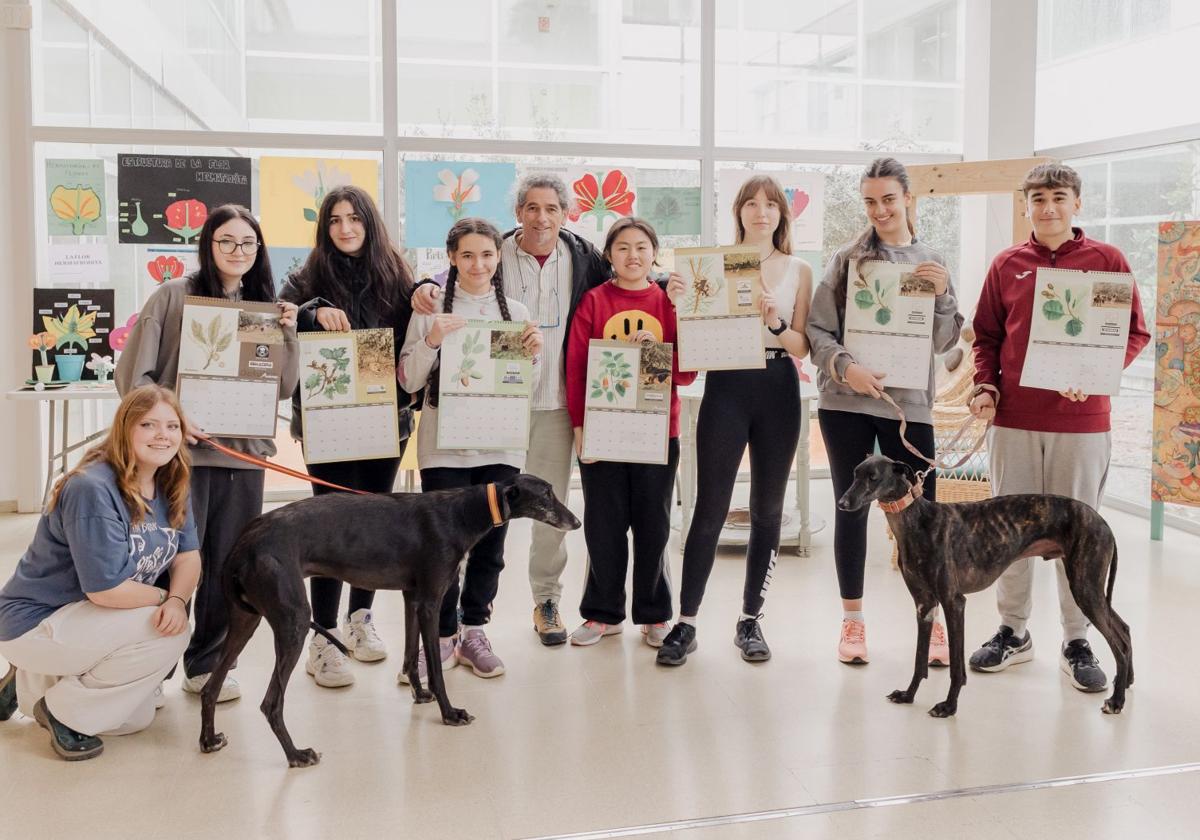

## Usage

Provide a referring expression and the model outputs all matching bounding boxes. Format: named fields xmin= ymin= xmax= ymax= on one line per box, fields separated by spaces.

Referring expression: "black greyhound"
xmin=198 ymin=473 xmax=580 ymax=767
xmin=837 ymin=455 xmax=1132 ymax=718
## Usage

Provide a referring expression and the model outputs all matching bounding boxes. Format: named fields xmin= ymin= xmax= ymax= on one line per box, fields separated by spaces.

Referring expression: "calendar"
xmin=1020 ymin=268 xmax=1135 ymax=397
xmin=299 ymin=328 xmax=400 ymax=464
xmin=176 ymin=296 xmax=283 ymax=438
xmin=675 ymin=245 xmax=765 ymax=371
xmin=582 ymin=339 xmax=671 ymax=464
xmin=843 ymin=260 xmax=934 ymax=391
xmin=437 ymin=320 xmax=533 ymax=450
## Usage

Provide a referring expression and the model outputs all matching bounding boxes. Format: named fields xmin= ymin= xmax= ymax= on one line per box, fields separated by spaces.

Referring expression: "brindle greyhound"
xmin=837 ymin=455 xmax=1132 ymax=718
xmin=198 ymin=473 xmax=580 ymax=767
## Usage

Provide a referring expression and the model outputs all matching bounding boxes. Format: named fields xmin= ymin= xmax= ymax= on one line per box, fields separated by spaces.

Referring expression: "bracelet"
xmin=167 ymin=594 xmax=188 ymax=608
xmin=768 ymin=317 xmax=788 ymax=336
xmin=156 ymin=587 xmax=167 ymax=606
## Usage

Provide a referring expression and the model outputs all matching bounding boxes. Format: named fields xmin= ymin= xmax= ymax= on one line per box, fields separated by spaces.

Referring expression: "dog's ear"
xmin=891 ymin=460 xmax=917 ymax=484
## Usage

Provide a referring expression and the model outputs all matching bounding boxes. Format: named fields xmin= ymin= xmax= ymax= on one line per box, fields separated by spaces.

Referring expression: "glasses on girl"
xmin=216 ymin=239 xmax=259 ymax=255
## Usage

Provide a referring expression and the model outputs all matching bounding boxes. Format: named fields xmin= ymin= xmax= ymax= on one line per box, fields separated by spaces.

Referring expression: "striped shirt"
xmin=501 ymin=234 xmax=573 ymax=410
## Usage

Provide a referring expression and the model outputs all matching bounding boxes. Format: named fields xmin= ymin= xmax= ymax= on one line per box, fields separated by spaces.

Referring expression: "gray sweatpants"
xmin=988 ymin=426 xmax=1111 ymax=642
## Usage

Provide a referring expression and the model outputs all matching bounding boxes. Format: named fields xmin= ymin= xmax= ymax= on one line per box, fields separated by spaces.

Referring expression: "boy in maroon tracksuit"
xmin=968 ymin=163 xmax=1151 ymax=691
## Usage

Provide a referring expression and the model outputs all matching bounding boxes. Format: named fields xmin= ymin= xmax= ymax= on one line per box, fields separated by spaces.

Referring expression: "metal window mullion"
xmin=700 ymin=0 xmax=716 ymax=244
xmin=382 ymin=0 xmax=399 ymax=235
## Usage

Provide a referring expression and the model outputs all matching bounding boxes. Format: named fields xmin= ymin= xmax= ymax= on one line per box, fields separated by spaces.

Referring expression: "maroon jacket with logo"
xmin=972 ymin=228 xmax=1151 ymax=433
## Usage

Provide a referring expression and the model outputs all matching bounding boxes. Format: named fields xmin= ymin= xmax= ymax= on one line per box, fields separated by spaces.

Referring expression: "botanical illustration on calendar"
xmin=1020 ymin=268 xmax=1134 ymax=397
xmin=299 ymin=328 xmax=400 ymax=464
xmin=843 ymin=260 xmax=933 ymax=391
xmin=175 ymin=296 xmax=283 ymax=438
xmin=675 ymin=245 xmax=765 ymax=372
xmin=438 ymin=321 xmax=534 ymax=450
xmin=582 ymin=339 xmax=672 ymax=464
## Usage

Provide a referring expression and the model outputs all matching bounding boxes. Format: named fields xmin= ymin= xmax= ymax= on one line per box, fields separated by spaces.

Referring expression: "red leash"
xmin=202 ymin=439 xmax=369 ymax=495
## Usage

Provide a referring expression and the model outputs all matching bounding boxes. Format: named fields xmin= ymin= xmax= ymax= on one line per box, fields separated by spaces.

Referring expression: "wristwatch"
xmin=768 ymin=317 xmax=788 ymax=336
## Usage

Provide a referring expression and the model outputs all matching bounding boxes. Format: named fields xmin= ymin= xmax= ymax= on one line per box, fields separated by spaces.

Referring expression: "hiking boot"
xmin=396 ymin=635 xmax=458 ymax=685
xmin=837 ymin=618 xmax=869 ymax=664
xmin=343 ymin=608 xmax=388 ymax=662
xmin=570 ymin=620 xmax=623 ymax=646
xmin=969 ymin=626 xmax=1033 ymax=672
xmin=928 ymin=621 xmax=950 ymax=667
xmin=0 ymin=664 xmax=16 ymax=721
xmin=642 ymin=622 xmax=672 ymax=648
xmin=533 ymin=600 xmax=568 ymax=646
xmin=656 ymin=623 xmax=697 ymax=666
xmin=33 ymin=698 xmax=103 ymax=761
xmin=181 ymin=672 xmax=241 ymax=702
xmin=306 ymin=632 xmax=355 ymax=688
xmin=1061 ymin=639 xmax=1107 ymax=692
xmin=735 ymin=616 xmax=771 ymax=662
xmin=457 ymin=629 xmax=505 ymax=678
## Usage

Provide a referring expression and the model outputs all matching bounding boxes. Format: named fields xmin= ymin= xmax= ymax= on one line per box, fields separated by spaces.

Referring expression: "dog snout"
xmin=549 ymin=503 xmax=581 ymax=532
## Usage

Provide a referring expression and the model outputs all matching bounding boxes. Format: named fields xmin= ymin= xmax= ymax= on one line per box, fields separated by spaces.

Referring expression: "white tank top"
xmin=762 ymin=254 xmax=808 ymax=350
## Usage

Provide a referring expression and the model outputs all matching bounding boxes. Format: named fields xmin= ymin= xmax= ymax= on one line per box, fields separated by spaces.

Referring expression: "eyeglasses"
xmin=216 ymin=239 xmax=259 ymax=255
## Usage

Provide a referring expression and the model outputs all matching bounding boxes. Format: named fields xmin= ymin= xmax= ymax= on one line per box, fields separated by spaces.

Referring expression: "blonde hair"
xmin=732 ymin=175 xmax=793 ymax=255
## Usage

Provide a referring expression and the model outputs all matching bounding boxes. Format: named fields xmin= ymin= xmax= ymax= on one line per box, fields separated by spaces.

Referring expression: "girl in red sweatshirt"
xmin=564 ymin=218 xmax=695 ymax=649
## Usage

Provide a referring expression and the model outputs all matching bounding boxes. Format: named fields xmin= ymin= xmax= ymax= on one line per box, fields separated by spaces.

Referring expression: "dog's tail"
xmin=309 ymin=623 xmax=350 ymax=655
xmin=1105 ymin=541 xmax=1119 ymax=605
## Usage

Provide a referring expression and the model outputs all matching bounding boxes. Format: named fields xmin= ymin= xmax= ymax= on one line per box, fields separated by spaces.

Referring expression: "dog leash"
xmin=876 ymin=391 xmax=991 ymax=487
xmin=201 ymin=439 xmax=369 ymax=495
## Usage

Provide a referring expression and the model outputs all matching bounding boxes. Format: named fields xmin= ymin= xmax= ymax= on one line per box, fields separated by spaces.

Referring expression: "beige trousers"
xmin=526 ymin=408 xmax=576 ymax=605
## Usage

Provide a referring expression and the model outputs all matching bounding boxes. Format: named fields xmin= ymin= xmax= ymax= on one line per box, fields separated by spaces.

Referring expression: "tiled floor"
xmin=1 ymin=479 xmax=1198 ymax=839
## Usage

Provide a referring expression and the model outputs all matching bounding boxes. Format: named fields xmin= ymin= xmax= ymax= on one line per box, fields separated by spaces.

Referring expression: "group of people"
xmin=0 ymin=158 xmax=1149 ymax=762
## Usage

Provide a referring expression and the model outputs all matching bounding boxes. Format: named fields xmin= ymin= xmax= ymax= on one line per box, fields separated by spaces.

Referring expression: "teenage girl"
xmin=806 ymin=157 xmax=963 ymax=666
xmin=398 ymin=217 xmax=543 ymax=680
xmin=657 ymin=175 xmax=813 ymax=667
xmin=563 ymin=217 xmax=695 ymax=649
xmin=116 ymin=205 xmax=299 ymax=703
xmin=280 ymin=185 xmax=415 ymax=688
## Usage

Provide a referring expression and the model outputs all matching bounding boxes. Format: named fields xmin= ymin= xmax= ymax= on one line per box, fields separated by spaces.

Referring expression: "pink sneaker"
xmin=928 ymin=621 xmax=950 ymax=667
xmin=396 ymin=635 xmax=457 ymax=685
xmin=456 ymin=629 xmax=506 ymax=678
xmin=838 ymin=619 xmax=869 ymax=664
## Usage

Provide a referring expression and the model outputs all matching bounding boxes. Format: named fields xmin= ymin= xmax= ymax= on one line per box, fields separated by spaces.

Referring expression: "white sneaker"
xmin=642 ymin=622 xmax=672 ymax=648
xmin=181 ymin=672 xmax=241 ymax=703
xmin=306 ymin=633 xmax=355 ymax=688
xmin=153 ymin=682 xmax=166 ymax=709
xmin=569 ymin=621 xmax=623 ymax=646
xmin=342 ymin=608 xmax=388 ymax=662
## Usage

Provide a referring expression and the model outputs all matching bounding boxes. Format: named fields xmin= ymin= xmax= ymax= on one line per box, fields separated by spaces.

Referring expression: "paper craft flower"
xmin=109 ymin=313 xmax=138 ymax=352
xmin=164 ymin=198 xmax=208 ymax=243
xmin=50 ymin=185 xmax=102 ymax=234
xmin=292 ymin=161 xmax=353 ymax=222
xmin=432 ymin=168 xmax=482 ymax=220
xmin=42 ymin=304 xmax=97 ymax=353
xmin=28 ymin=332 xmax=55 ymax=366
xmin=571 ymin=170 xmax=635 ymax=231
xmin=147 ymin=255 xmax=186 ymax=284
xmin=86 ymin=353 xmax=115 ymax=379
xmin=787 ymin=188 xmax=810 ymax=218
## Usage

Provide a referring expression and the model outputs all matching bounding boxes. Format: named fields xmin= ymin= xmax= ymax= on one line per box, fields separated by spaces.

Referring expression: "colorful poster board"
xmin=142 ymin=247 xmax=199 ymax=302
xmin=117 ymin=154 xmax=251 ymax=245
xmin=1153 ymin=221 xmax=1200 ymax=506
xmin=1019 ymin=268 xmax=1134 ymax=397
xmin=299 ymin=328 xmax=401 ymax=464
xmin=259 ymin=156 xmax=380 ymax=248
xmin=404 ymin=161 xmax=517 ymax=248
xmin=638 ymin=187 xmax=702 ymax=236
xmin=581 ymin=339 xmax=671 ymax=464
xmin=46 ymin=159 xmax=106 ymax=236
xmin=437 ymin=321 xmax=533 ymax=450
xmin=717 ymin=170 xmax=824 ymax=252
xmin=31 ymin=288 xmax=115 ymax=381
xmin=565 ymin=167 xmax=637 ymax=248
xmin=843 ymin=260 xmax=934 ymax=391
xmin=674 ymin=246 xmax=765 ymax=371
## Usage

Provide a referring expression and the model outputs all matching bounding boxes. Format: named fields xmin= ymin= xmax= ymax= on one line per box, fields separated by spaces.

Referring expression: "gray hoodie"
xmin=806 ymin=239 xmax=962 ymax=425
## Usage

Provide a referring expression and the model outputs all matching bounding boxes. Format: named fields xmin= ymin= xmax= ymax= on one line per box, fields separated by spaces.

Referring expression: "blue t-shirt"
xmin=0 ymin=461 xmax=199 ymax=641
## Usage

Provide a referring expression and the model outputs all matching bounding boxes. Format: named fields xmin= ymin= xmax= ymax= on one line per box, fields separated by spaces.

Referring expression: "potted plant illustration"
xmin=29 ymin=332 xmax=57 ymax=383
xmin=86 ymin=353 xmax=115 ymax=383
xmin=42 ymin=304 xmax=98 ymax=381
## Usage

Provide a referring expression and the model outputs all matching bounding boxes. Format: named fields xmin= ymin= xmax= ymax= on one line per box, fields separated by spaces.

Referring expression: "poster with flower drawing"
xmin=31 ymin=288 xmax=114 ymax=381
xmin=564 ymin=167 xmax=638 ymax=248
xmin=117 ymin=154 xmax=250 ymax=245
xmin=259 ymin=157 xmax=380 ymax=247
xmin=404 ymin=161 xmax=517 ymax=248
xmin=46 ymin=159 xmax=106 ymax=236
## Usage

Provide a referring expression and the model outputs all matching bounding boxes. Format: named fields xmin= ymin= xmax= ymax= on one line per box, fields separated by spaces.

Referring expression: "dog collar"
xmin=878 ymin=482 xmax=923 ymax=513
xmin=486 ymin=483 xmax=505 ymax=526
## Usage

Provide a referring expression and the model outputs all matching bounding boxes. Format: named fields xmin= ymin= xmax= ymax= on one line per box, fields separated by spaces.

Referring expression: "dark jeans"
xmin=420 ymin=463 xmax=519 ymax=637
xmin=578 ymin=438 xmax=679 ymax=625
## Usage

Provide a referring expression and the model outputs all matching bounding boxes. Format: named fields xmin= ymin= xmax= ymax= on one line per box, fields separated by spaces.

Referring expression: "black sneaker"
xmin=1061 ymin=639 xmax=1107 ymax=693
xmin=968 ymin=626 xmax=1034 ymax=672
xmin=656 ymin=623 xmax=697 ymax=667
xmin=0 ymin=664 xmax=16 ymax=722
xmin=32 ymin=698 xmax=104 ymax=761
xmin=734 ymin=615 xmax=771 ymax=662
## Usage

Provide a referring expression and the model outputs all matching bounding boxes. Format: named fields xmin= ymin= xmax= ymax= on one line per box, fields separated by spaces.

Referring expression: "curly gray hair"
xmin=515 ymin=173 xmax=570 ymax=211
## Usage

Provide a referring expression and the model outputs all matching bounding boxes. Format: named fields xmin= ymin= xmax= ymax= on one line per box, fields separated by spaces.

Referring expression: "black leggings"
xmin=307 ymin=450 xmax=404 ymax=630
xmin=819 ymin=408 xmax=937 ymax=601
xmin=680 ymin=357 xmax=801 ymax=617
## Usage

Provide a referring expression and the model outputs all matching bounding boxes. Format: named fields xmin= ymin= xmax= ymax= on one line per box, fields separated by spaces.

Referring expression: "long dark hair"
xmin=443 ymin=217 xmax=511 ymax=321
xmin=731 ymin=175 xmax=793 ymax=255
xmin=189 ymin=204 xmax=275 ymax=302
xmin=286 ymin=185 xmax=413 ymax=319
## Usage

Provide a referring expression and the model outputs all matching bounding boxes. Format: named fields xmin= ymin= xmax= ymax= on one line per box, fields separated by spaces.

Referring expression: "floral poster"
xmin=46 ymin=158 xmax=106 ymax=236
xmin=1152 ymin=221 xmax=1200 ymax=506
xmin=403 ymin=161 xmax=517 ymax=248
xmin=116 ymin=154 xmax=250 ymax=245
xmin=638 ymin=187 xmax=701 ymax=236
xmin=31 ymin=288 xmax=115 ymax=381
xmin=259 ymin=157 xmax=380 ymax=248
xmin=717 ymin=170 xmax=824 ymax=252
xmin=565 ymin=167 xmax=637 ymax=248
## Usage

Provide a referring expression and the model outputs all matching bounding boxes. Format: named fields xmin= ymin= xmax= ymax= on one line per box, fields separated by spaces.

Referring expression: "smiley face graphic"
xmin=600 ymin=309 xmax=664 ymax=342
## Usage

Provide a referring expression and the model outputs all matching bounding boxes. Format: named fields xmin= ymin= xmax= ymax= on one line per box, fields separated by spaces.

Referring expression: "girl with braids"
xmin=398 ymin=217 xmax=543 ymax=680
xmin=806 ymin=157 xmax=963 ymax=666
xmin=281 ymin=185 xmax=415 ymax=688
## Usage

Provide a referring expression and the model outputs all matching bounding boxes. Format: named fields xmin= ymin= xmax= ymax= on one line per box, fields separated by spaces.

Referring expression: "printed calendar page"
xmin=843 ymin=260 xmax=934 ymax=391
xmin=581 ymin=339 xmax=671 ymax=464
xmin=1020 ymin=268 xmax=1134 ymax=397
xmin=176 ymin=376 xmax=279 ymax=438
xmin=675 ymin=245 xmax=765 ymax=371
xmin=437 ymin=320 xmax=533 ymax=451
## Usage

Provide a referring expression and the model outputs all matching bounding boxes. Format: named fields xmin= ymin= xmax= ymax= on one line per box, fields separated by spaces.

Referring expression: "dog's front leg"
xmin=888 ymin=601 xmax=935 ymax=706
xmin=418 ymin=603 xmax=473 ymax=726
xmin=929 ymin=594 xmax=966 ymax=718
xmin=402 ymin=592 xmax=433 ymax=704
